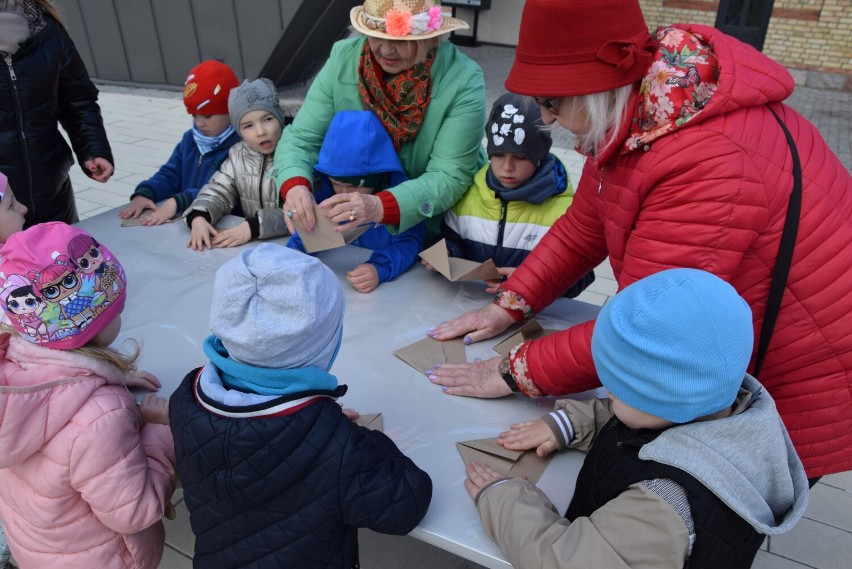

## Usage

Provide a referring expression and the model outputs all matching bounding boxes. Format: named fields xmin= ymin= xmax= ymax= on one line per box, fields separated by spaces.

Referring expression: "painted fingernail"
xmin=424 ymin=369 xmax=432 ymax=375
xmin=428 ymin=375 xmax=438 ymax=381
xmin=464 ymin=336 xmax=472 ymax=345
xmin=426 ymin=327 xmax=435 ymax=333
xmin=433 ymin=364 xmax=441 ymax=369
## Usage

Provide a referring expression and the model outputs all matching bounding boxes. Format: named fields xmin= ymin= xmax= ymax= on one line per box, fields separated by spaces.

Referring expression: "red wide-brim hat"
xmin=506 ymin=0 xmax=657 ymax=97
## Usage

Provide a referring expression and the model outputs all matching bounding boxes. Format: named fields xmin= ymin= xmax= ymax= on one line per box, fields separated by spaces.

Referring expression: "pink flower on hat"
xmin=427 ymin=6 xmax=441 ymax=30
xmin=385 ymin=10 xmax=412 ymax=36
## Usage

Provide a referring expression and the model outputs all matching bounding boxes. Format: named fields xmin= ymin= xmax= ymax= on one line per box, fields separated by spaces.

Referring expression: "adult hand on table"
xmin=427 ymin=303 xmax=516 ymax=345
xmin=282 ymin=185 xmax=316 ymax=235
xmin=427 ymin=356 xmax=511 ymax=398
xmin=464 ymin=462 xmax=506 ymax=500
xmin=320 ymin=191 xmax=383 ymax=233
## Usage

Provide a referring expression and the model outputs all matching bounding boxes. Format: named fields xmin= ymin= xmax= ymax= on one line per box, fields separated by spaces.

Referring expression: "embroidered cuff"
xmin=541 ymin=409 xmax=573 ymax=449
xmin=508 ymin=342 xmax=543 ymax=398
xmin=493 ymin=288 xmax=535 ymax=321
xmin=376 ymin=190 xmax=400 ymax=226
xmin=280 ymin=176 xmax=312 ymax=201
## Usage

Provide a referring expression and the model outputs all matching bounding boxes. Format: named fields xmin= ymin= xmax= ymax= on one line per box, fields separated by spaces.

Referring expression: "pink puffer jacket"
xmin=0 ymin=334 xmax=176 ymax=568
xmin=502 ymin=25 xmax=852 ymax=477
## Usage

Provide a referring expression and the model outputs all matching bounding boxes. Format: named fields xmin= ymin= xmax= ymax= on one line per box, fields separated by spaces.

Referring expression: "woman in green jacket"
xmin=275 ymin=0 xmax=487 ymax=238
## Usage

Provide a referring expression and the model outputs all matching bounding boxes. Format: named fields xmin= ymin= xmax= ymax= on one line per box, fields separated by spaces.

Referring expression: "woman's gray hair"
xmin=574 ymin=84 xmax=635 ymax=156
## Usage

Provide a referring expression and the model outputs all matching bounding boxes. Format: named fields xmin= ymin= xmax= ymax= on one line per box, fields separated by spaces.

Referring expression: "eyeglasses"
xmin=533 ymin=96 xmax=561 ymax=114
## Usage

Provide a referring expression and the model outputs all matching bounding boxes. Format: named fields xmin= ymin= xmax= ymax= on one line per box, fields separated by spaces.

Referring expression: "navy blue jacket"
xmin=132 ymin=128 xmax=240 ymax=213
xmin=170 ymin=367 xmax=432 ymax=568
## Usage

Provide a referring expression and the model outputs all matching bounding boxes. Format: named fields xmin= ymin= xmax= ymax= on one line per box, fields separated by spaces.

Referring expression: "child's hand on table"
xmin=140 ymin=198 xmax=178 ymax=226
xmin=485 ymin=267 xmax=516 ymax=294
xmin=464 ymin=462 xmax=505 ymax=500
xmin=187 ymin=216 xmax=218 ymax=251
xmin=347 ymin=264 xmax=379 ymax=293
xmin=119 ymin=196 xmax=156 ymax=219
xmin=498 ymin=418 xmax=559 ymax=457
xmin=139 ymin=393 xmax=170 ymax=425
xmin=212 ymin=221 xmax=251 ymax=248
xmin=126 ymin=370 xmax=162 ymax=391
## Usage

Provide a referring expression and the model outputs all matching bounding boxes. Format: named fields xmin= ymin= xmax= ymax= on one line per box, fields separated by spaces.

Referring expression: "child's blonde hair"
xmin=1 ymin=323 xmax=139 ymax=374
xmin=75 ymin=337 xmax=140 ymax=374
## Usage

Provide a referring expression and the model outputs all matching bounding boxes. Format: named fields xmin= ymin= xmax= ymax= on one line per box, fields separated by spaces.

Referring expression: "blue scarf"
xmin=485 ymin=154 xmax=568 ymax=204
xmin=192 ymin=124 xmax=236 ymax=156
xmin=203 ymin=336 xmax=339 ymax=397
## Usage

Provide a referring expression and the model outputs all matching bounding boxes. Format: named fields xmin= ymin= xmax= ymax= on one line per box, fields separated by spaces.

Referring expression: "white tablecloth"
xmin=78 ymin=211 xmax=600 ymax=568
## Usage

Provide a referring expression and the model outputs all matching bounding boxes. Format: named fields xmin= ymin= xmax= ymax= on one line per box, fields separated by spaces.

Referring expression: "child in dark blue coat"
xmin=287 ymin=111 xmax=426 ymax=293
xmin=169 ymin=244 xmax=432 ymax=568
xmin=119 ymin=61 xmax=241 ymax=225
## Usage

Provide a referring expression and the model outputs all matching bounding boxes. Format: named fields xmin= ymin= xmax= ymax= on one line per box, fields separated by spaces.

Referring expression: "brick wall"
xmin=638 ymin=1 xmax=851 ymax=89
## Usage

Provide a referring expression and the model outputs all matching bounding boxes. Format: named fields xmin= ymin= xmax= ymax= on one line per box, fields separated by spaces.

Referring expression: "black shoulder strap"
xmin=754 ymin=107 xmax=802 ymax=378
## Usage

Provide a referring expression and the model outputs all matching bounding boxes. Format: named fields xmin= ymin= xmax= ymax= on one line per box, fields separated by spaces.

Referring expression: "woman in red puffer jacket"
xmin=429 ymin=0 xmax=852 ymax=480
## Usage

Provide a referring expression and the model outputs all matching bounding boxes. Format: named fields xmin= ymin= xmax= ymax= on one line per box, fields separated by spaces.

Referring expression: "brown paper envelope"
xmin=297 ymin=203 xmax=370 ymax=253
xmin=120 ymin=213 xmax=178 ymax=227
xmin=354 ymin=413 xmax=384 ymax=432
xmin=418 ymin=239 xmax=501 ymax=281
xmin=492 ymin=319 xmax=560 ymax=357
xmin=457 ymin=437 xmax=553 ymax=483
xmin=393 ymin=336 xmax=466 ymax=374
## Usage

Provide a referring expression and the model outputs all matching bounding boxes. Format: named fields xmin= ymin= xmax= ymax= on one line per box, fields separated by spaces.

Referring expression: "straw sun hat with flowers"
xmin=351 ymin=0 xmax=468 ymax=40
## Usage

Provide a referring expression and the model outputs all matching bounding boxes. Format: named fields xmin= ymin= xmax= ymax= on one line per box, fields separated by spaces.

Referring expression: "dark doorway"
xmin=715 ymin=0 xmax=775 ymax=51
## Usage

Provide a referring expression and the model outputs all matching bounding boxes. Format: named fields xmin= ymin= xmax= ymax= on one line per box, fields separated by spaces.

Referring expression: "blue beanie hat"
xmin=210 ymin=244 xmax=344 ymax=371
xmin=591 ymin=269 xmax=753 ymax=424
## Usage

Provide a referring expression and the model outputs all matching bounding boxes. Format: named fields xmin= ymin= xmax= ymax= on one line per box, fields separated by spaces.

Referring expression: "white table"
xmin=77 ymin=211 xmax=600 ymax=569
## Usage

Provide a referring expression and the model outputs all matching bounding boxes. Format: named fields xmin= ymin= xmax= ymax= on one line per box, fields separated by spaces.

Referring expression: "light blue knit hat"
xmin=591 ymin=268 xmax=753 ymax=423
xmin=210 ymin=244 xmax=344 ymax=371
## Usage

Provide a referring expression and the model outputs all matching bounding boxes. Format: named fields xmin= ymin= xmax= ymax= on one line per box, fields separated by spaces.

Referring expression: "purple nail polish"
xmin=464 ymin=336 xmax=472 ymax=345
xmin=425 ymin=369 xmax=432 ymax=376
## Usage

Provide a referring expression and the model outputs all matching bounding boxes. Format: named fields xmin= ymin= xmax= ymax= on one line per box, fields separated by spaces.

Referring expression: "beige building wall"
xmin=638 ymin=0 xmax=851 ymax=79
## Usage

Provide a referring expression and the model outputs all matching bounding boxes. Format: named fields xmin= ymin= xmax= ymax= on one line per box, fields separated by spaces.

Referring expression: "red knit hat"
xmin=183 ymin=60 xmax=239 ymax=115
xmin=506 ymin=0 xmax=657 ymax=97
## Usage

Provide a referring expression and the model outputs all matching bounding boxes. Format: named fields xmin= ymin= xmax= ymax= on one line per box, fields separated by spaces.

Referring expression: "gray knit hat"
xmin=210 ymin=244 xmax=344 ymax=370
xmin=486 ymin=93 xmax=552 ymax=166
xmin=228 ymin=78 xmax=286 ymax=129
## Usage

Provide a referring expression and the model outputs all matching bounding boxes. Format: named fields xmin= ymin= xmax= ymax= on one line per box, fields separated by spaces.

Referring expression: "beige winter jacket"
xmin=183 ymin=142 xmax=288 ymax=240
xmin=475 ymin=398 xmax=691 ymax=569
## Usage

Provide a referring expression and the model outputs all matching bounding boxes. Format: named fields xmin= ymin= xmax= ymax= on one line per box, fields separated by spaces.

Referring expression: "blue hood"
xmin=314 ymin=111 xmax=408 ymax=191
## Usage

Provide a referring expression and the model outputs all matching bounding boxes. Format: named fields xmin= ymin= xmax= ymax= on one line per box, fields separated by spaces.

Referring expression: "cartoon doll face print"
xmin=38 ymin=270 xmax=81 ymax=303
xmin=74 ymin=245 xmax=104 ymax=275
xmin=6 ymin=290 xmax=44 ymax=316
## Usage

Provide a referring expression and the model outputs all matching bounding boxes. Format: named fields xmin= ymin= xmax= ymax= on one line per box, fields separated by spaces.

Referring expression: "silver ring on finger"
xmin=286 ymin=209 xmax=296 ymax=219
xmin=348 ymin=209 xmax=357 ymax=222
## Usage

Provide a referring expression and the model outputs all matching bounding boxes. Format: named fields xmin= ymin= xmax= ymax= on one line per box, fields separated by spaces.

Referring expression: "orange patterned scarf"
xmin=358 ymin=40 xmax=435 ymax=150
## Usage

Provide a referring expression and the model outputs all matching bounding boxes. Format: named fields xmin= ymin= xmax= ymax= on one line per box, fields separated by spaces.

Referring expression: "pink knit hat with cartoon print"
xmin=0 ymin=222 xmax=127 ymax=350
